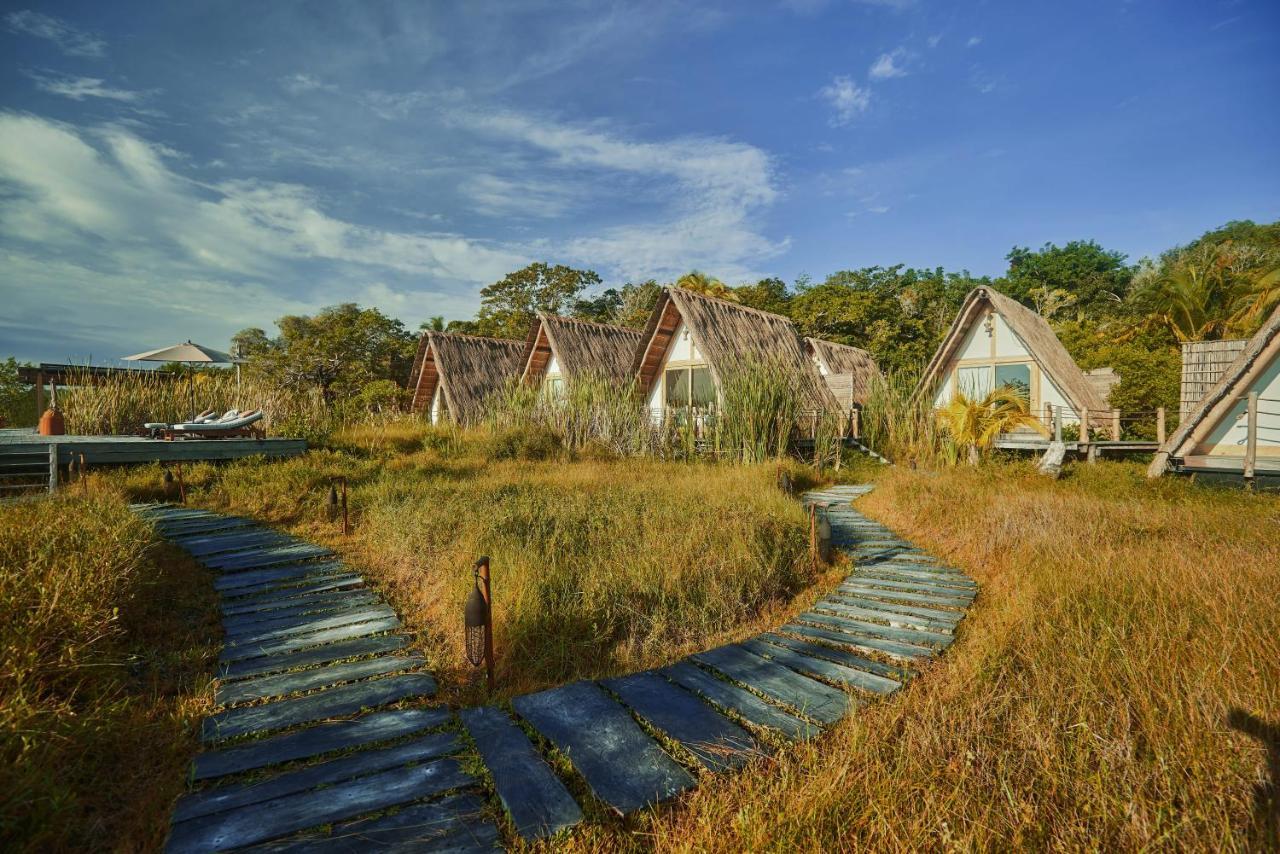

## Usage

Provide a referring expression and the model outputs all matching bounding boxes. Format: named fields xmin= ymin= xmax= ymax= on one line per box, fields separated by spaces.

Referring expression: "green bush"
xmin=486 ymin=425 xmax=564 ymax=461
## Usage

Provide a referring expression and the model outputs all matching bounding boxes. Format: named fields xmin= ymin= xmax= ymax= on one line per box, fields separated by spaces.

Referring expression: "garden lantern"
xmin=464 ymin=556 xmax=495 ymax=691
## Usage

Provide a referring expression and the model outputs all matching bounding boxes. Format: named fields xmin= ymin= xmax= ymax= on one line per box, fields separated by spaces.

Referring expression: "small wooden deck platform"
xmin=0 ymin=430 xmax=306 ymax=465
xmin=993 ymin=435 xmax=1160 ymax=456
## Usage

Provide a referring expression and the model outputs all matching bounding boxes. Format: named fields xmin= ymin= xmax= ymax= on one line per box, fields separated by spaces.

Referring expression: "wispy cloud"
xmin=280 ymin=74 xmax=336 ymax=95
xmin=819 ymin=76 xmax=871 ymax=126
xmin=966 ymin=35 xmax=983 ymax=48
xmin=869 ymin=48 xmax=910 ymax=79
xmin=30 ymin=73 xmax=145 ymax=102
xmin=5 ymin=10 xmax=106 ymax=57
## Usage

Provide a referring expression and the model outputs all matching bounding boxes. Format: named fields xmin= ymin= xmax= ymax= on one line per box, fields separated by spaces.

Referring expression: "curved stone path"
xmin=137 ymin=484 xmax=976 ymax=852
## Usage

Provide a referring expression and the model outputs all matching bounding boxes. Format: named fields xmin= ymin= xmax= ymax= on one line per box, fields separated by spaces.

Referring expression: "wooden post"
xmin=1053 ymin=405 xmax=1063 ymax=442
xmin=851 ymin=408 xmax=860 ymax=440
xmin=35 ymin=370 xmax=45 ymax=414
xmin=1112 ymin=409 xmax=1121 ymax=442
xmin=1081 ymin=407 xmax=1089 ymax=445
xmin=809 ymin=503 xmax=818 ymax=568
xmin=1244 ymin=392 xmax=1258 ymax=485
xmin=175 ymin=461 xmax=186 ymax=504
xmin=1156 ymin=407 xmax=1166 ymax=445
xmin=340 ymin=476 xmax=349 ymax=536
xmin=476 ymin=557 xmax=495 ymax=693
xmin=80 ymin=452 xmax=87 ymax=496
xmin=47 ymin=444 xmax=57 ymax=494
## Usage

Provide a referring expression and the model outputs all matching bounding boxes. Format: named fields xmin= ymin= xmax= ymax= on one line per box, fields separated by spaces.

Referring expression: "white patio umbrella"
xmin=122 ymin=340 xmax=236 ymax=420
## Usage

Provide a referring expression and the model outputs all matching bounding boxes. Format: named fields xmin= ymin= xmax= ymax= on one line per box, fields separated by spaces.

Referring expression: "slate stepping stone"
xmin=796 ymin=613 xmax=936 ymax=659
xmin=222 ymin=575 xmax=365 ymax=610
xmin=781 ymin=622 xmax=929 ymax=663
xmin=249 ymin=793 xmax=492 ymax=853
xmin=661 ymin=661 xmax=816 ymax=742
xmin=215 ymin=561 xmax=347 ymax=593
xmin=217 ymin=654 xmax=425 ymax=706
xmin=220 ymin=633 xmax=409 ymax=681
xmin=825 ymin=594 xmax=962 ymax=625
xmin=812 ymin=598 xmax=956 ymax=633
xmin=165 ymin=757 xmax=473 ymax=853
xmin=193 ymin=707 xmax=450 ymax=781
xmin=740 ymin=638 xmax=899 ymax=696
xmin=207 ymin=544 xmax=335 ymax=572
xmin=460 ymin=706 xmax=582 ymax=840
xmin=202 ymin=673 xmax=438 ymax=742
xmin=692 ymin=644 xmax=849 ymax=725
xmin=182 ymin=532 xmax=296 ymax=557
xmin=851 ymin=576 xmax=977 ymax=600
xmin=220 ymin=616 xmax=401 ymax=666
xmin=512 ymin=681 xmax=695 ymax=815
xmin=853 ymin=567 xmax=976 ymax=590
xmin=174 ymin=731 xmax=460 ymax=823
xmin=224 ymin=606 xmax=397 ymax=648
xmin=602 ymin=671 xmax=757 ymax=773
xmin=838 ymin=583 xmax=971 ymax=609
xmin=222 ymin=593 xmax=382 ymax=633
xmin=807 ymin=604 xmax=954 ymax=645
xmin=161 ymin=518 xmax=257 ymax=536
xmin=760 ymin=633 xmax=914 ymax=681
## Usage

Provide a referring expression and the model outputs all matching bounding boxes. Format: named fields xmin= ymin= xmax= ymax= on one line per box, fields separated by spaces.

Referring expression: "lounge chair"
xmin=143 ymin=409 xmax=217 ymax=438
xmin=168 ymin=409 xmax=264 ymax=439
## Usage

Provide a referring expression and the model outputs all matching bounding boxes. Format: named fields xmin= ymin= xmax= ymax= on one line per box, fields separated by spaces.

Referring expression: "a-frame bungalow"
xmin=914 ymin=286 xmax=1110 ymax=425
xmin=520 ymin=313 xmax=643 ymax=395
xmin=407 ymin=331 xmax=525 ymax=426
xmin=630 ymin=286 xmax=836 ymax=422
xmin=1149 ymin=302 xmax=1280 ymax=481
xmin=804 ymin=337 xmax=881 ymax=413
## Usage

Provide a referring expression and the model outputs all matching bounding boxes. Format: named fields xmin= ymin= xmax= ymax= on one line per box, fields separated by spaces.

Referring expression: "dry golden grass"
xmin=0 ymin=496 xmax=220 ymax=852
xmin=548 ymin=461 xmax=1279 ymax=851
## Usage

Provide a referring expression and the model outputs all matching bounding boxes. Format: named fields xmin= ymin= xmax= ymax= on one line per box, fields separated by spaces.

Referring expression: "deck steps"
xmin=141 ymin=482 xmax=976 ymax=850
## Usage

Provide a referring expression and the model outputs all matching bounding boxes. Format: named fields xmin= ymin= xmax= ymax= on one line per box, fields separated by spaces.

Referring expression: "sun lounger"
xmin=165 ymin=410 xmax=265 ymax=440
xmin=142 ymin=409 xmax=217 ymax=437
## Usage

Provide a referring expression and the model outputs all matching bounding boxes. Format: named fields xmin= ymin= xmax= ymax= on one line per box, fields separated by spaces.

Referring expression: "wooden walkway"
xmin=141 ymin=484 xmax=976 ymax=851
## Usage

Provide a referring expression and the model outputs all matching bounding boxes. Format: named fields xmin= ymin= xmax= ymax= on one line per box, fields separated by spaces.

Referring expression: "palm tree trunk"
xmin=967 ymin=444 xmax=980 ymax=466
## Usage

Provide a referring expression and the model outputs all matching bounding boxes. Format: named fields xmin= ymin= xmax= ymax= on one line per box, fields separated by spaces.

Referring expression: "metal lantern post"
xmin=816 ymin=503 xmax=832 ymax=564
xmin=327 ymin=476 xmax=349 ymax=534
xmin=464 ymin=556 xmax=495 ymax=693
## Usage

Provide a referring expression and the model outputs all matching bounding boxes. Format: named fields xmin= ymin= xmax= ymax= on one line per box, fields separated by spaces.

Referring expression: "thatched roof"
xmin=631 ymin=287 xmax=836 ymax=409
xmin=914 ymin=286 xmax=1109 ymax=414
xmin=408 ymin=331 xmax=525 ymax=425
xmin=1084 ymin=367 xmax=1121 ymax=406
xmin=1149 ymin=302 xmax=1280 ymax=476
xmin=804 ymin=337 xmax=881 ymax=408
xmin=521 ymin=314 xmax=643 ymax=386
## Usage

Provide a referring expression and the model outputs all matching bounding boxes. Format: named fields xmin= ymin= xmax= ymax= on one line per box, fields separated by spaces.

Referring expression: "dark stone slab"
xmin=740 ymin=638 xmax=900 ymax=696
xmin=850 ymin=576 xmax=977 ymax=600
xmin=220 ymin=633 xmax=409 ymax=681
xmin=174 ymin=731 xmax=460 ymax=823
xmin=217 ymin=655 xmax=425 ymax=706
xmin=193 ymin=707 xmax=450 ymax=781
xmin=220 ymin=616 xmax=401 ymax=665
xmin=160 ymin=518 xmax=256 ymax=537
xmin=222 ymin=593 xmax=382 ymax=633
xmin=165 ymin=757 xmax=472 ymax=853
xmin=602 ymin=671 xmax=757 ymax=773
xmin=215 ymin=561 xmax=347 ymax=593
xmin=825 ymin=593 xmax=962 ymax=625
xmin=691 ymin=644 xmax=849 ymax=725
xmin=796 ymin=613 xmax=936 ymax=659
xmin=838 ymin=582 xmax=971 ymax=608
xmin=182 ymin=532 xmax=295 ymax=557
xmin=247 ymin=793 xmax=492 ymax=853
xmin=806 ymin=604 xmax=953 ymax=645
xmin=512 ymin=681 xmax=695 ymax=815
xmin=202 ymin=673 xmax=438 ymax=742
xmin=207 ymin=544 xmax=335 ymax=572
xmin=814 ymin=598 xmax=957 ymax=632
xmin=224 ymin=606 xmax=397 ymax=648
xmin=222 ymin=575 xmax=365 ymax=609
xmin=661 ymin=661 xmax=816 ymax=742
xmin=760 ymin=633 xmax=914 ymax=681
xmin=460 ymin=706 xmax=582 ymax=840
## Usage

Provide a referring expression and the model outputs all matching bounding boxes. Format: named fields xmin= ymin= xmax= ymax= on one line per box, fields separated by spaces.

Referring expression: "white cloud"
xmin=280 ymin=74 xmax=336 ymax=95
xmin=5 ymin=10 xmax=106 ymax=57
xmin=819 ymin=76 xmax=871 ymax=126
xmin=927 ymin=33 xmax=943 ymax=48
xmin=966 ymin=35 xmax=983 ymax=48
xmin=869 ymin=48 xmax=910 ymax=79
xmin=31 ymin=73 xmax=145 ymax=102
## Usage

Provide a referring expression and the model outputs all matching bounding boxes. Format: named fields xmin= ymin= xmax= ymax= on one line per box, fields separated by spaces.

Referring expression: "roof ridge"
xmin=426 ymin=330 xmax=524 ymax=347
xmin=536 ymin=313 xmax=642 ymax=334
xmin=666 ymin=286 xmax=794 ymax=324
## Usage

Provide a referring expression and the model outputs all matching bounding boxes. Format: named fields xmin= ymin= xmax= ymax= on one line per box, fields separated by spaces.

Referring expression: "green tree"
xmin=230 ymin=327 xmax=273 ymax=359
xmin=733 ymin=277 xmax=791 ymax=315
xmin=613 ymin=280 xmax=663 ymax=328
xmin=571 ymin=288 xmax=624 ymax=324
xmin=936 ymin=387 xmax=1048 ymax=465
xmin=419 ymin=316 xmax=446 ymax=332
xmin=675 ymin=271 xmax=737 ymax=300
xmin=0 ymin=357 xmax=34 ymax=427
xmin=1001 ymin=240 xmax=1133 ymax=321
xmin=474 ymin=263 xmax=602 ymax=338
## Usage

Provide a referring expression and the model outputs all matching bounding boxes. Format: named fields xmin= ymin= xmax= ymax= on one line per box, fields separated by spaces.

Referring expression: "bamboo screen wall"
xmin=1180 ymin=339 xmax=1248 ymax=420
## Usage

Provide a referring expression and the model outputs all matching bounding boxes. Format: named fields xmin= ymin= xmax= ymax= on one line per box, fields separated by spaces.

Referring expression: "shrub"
xmin=486 ymin=425 xmax=564 ymax=461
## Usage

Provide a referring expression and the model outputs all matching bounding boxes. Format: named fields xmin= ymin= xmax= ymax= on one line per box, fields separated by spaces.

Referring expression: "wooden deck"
xmin=0 ymin=430 xmax=306 ymax=465
xmin=993 ymin=435 xmax=1160 ymax=456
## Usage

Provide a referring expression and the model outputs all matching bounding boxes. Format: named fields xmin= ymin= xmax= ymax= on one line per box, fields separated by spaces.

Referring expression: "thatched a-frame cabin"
xmin=1149 ymin=303 xmax=1280 ymax=479
xmin=915 ymin=286 xmax=1110 ymax=423
xmin=804 ymin=337 xmax=881 ymax=412
xmin=521 ymin=313 xmax=644 ymax=395
xmin=1180 ymin=338 xmax=1248 ymax=420
xmin=631 ymin=287 xmax=836 ymax=419
xmin=407 ymin=331 xmax=525 ymax=425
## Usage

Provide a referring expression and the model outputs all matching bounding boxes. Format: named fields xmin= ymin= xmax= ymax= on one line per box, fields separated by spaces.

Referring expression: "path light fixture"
xmin=464 ymin=556 xmax=495 ymax=693
xmin=816 ymin=503 xmax=833 ymax=564
xmin=327 ymin=476 xmax=349 ymax=535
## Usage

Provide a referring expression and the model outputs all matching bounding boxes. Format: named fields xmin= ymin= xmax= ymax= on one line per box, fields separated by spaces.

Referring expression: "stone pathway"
xmin=138 ymin=483 xmax=976 ymax=851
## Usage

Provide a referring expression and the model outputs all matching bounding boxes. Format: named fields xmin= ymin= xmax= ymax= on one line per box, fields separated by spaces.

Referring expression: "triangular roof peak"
xmin=521 ymin=313 xmax=642 ymax=385
xmin=408 ymin=331 xmax=524 ymax=423
xmin=914 ymin=285 xmax=1108 ymax=414
xmin=1149 ymin=302 xmax=1280 ymax=476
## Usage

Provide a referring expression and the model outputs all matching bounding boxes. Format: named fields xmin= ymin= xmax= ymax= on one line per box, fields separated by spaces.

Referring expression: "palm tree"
xmin=1229 ymin=265 xmax=1280 ymax=333
xmin=676 ymin=271 xmax=738 ymax=301
xmin=936 ymin=387 xmax=1049 ymax=465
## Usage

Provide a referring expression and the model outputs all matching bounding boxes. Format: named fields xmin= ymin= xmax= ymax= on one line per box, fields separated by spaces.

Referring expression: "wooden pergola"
xmin=17 ymin=363 xmax=180 ymax=413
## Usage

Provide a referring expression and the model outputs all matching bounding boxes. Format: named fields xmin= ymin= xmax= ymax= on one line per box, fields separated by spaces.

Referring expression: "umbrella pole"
xmin=189 ymin=364 xmax=196 ymax=421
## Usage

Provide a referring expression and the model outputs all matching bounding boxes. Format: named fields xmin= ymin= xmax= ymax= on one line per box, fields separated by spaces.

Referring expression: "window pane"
xmin=690 ymin=367 xmax=715 ymax=408
xmin=956 ymin=366 xmax=992 ymax=399
xmin=665 ymin=368 xmax=689 ymax=406
xmin=994 ymin=363 xmax=1032 ymax=400
xmin=546 ymin=376 xmax=565 ymax=399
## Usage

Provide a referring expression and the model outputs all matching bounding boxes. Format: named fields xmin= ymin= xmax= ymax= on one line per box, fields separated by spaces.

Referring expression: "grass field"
xmin=6 ymin=436 xmax=1277 ymax=850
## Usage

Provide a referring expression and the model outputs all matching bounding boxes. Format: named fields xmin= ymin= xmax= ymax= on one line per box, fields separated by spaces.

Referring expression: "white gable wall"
xmin=430 ymin=383 xmax=445 ymax=424
xmin=646 ymin=319 xmax=706 ymax=416
xmin=1199 ymin=354 xmax=1280 ymax=456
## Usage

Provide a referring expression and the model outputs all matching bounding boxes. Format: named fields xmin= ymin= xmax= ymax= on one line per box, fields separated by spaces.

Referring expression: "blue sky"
xmin=1 ymin=0 xmax=1277 ymax=364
